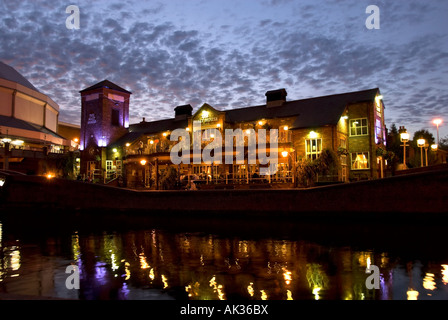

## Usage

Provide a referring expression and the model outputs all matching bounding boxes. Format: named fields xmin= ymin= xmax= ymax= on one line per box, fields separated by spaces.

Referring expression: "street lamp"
xmin=417 ymin=138 xmax=425 ymax=167
xmin=282 ymin=149 xmax=296 ymax=186
xmin=400 ymin=129 xmax=409 ymax=169
xmin=433 ymin=118 xmax=442 ymax=145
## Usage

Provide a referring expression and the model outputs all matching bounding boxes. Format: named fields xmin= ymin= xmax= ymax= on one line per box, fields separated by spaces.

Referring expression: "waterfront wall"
xmin=1 ymin=167 xmax=447 ymax=217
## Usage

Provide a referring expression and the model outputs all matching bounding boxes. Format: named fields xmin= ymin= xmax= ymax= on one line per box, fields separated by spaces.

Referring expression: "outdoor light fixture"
xmin=162 ymin=132 xmax=167 ymax=137
xmin=46 ymin=173 xmax=54 ymax=179
xmin=150 ymin=140 xmax=154 ymax=145
xmin=258 ymin=120 xmax=264 ymax=126
xmin=186 ymin=127 xmax=190 ymax=131
xmin=281 ymin=151 xmax=288 ymax=158
xmin=217 ymin=124 xmax=221 ymax=128
xmin=246 ymin=129 xmax=251 ymax=134
xmin=73 ymin=138 xmax=79 ymax=143
xmin=341 ymin=116 xmax=348 ymax=120
xmin=283 ymin=126 xmax=289 ymax=131
xmin=1 ymin=138 xmax=11 ymax=143
xmin=11 ymin=140 xmax=24 ymax=145
xmin=112 ymin=148 xmax=118 ymax=153
xmin=202 ymin=110 xmax=209 ymax=119
xmin=433 ymin=118 xmax=443 ymax=145
xmin=431 ymin=144 xmax=438 ymax=151
xmin=0 ymin=178 xmax=5 ymax=187
xmin=140 ymin=160 xmax=147 ymax=166
xmin=400 ymin=129 xmax=410 ymax=169
xmin=126 ymin=143 xmax=131 ymax=147
xmin=309 ymin=131 xmax=318 ymax=139
xmin=417 ymin=138 xmax=426 ymax=167
xmin=400 ymin=132 xmax=409 ymax=142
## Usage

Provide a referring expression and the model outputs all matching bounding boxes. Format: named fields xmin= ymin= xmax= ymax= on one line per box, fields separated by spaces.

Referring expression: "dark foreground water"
xmin=1 ymin=213 xmax=448 ymax=300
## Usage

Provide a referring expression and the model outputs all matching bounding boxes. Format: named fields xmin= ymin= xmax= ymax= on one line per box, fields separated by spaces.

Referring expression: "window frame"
xmin=350 ymin=152 xmax=370 ymax=170
xmin=305 ymin=138 xmax=323 ymax=160
xmin=349 ymin=118 xmax=368 ymax=136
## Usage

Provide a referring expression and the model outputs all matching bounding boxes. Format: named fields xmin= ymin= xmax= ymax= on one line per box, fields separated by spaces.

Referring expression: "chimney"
xmin=174 ymin=104 xmax=193 ymax=121
xmin=141 ymin=117 xmax=146 ymax=123
xmin=265 ymin=89 xmax=287 ymax=108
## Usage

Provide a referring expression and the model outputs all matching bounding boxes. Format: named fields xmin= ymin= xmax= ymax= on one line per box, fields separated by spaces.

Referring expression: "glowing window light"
xmin=2 ymin=138 xmax=11 ymax=143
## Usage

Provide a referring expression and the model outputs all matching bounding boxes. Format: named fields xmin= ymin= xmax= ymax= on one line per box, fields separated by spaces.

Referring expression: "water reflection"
xmin=1 ymin=221 xmax=448 ymax=300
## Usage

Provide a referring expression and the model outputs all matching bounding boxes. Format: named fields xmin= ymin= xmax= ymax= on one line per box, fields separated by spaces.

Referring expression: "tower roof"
xmin=79 ymin=79 xmax=132 ymax=94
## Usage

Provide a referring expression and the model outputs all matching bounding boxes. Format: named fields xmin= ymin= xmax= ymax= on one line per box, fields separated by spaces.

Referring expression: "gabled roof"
xmin=225 ymin=88 xmax=380 ymax=129
xmin=0 ymin=61 xmax=39 ymax=92
xmin=79 ymin=80 xmax=132 ymax=94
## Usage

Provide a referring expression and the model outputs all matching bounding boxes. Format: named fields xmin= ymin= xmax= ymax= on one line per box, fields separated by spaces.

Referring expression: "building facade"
xmin=79 ymin=80 xmax=387 ymax=189
xmin=0 ymin=61 xmax=78 ymax=176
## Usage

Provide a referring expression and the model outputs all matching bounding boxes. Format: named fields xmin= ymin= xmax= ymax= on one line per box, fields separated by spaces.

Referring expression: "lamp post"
xmin=433 ymin=119 xmax=442 ymax=146
xmin=417 ymin=138 xmax=425 ymax=167
xmin=140 ymin=159 xmax=147 ymax=188
xmin=400 ymin=128 xmax=409 ymax=169
xmin=431 ymin=144 xmax=438 ymax=164
xmin=282 ymin=149 xmax=296 ymax=186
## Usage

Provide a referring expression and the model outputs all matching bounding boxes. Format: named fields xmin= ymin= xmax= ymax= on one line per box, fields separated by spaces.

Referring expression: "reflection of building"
xmin=0 ymin=61 xmax=78 ymax=175
xmin=79 ymin=79 xmax=387 ymax=188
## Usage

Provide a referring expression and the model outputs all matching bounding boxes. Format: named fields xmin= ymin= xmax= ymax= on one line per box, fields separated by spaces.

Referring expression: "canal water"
xmin=0 ymin=214 xmax=447 ymax=300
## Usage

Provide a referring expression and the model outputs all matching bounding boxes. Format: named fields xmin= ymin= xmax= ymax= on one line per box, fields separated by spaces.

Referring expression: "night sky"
xmin=1 ymin=0 xmax=447 ymax=139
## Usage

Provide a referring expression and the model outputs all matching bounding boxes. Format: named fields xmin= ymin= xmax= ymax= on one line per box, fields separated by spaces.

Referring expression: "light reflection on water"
xmin=1 ymin=220 xmax=448 ymax=300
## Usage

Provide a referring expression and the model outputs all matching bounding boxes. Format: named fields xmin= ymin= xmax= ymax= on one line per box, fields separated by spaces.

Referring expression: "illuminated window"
xmin=305 ymin=138 xmax=322 ymax=160
xmin=350 ymin=118 xmax=368 ymax=136
xmin=279 ymin=129 xmax=292 ymax=143
xmin=351 ymin=152 xmax=370 ymax=170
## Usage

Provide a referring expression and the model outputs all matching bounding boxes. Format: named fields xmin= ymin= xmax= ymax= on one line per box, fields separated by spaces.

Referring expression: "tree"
xmin=296 ymin=148 xmax=340 ymax=187
xmin=160 ymin=166 xmax=179 ymax=190
xmin=439 ymin=135 xmax=448 ymax=151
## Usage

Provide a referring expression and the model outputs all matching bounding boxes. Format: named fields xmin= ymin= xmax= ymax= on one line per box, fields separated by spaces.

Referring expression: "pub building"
xmin=79 ymin=80 xmax=387 ymax=189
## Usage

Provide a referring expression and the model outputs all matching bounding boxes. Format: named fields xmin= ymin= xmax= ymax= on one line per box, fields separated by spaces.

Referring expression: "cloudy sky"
xmin=1 ymin=0 xmax=447 ymax=139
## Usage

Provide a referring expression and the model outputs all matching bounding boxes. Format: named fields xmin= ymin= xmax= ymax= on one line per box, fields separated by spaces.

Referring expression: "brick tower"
xmin=79 ymin=80 xmax=131 ymax=180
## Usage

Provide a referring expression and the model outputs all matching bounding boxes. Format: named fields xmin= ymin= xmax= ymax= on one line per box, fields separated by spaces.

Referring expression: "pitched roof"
xmin=0 ymin=61 xmax=39 ymax=92
xmin=129 ymin=118 xmax=189 ymax=135
xmin=79 ymin=80 xmax=132 ymax=94
xmin=225 ymin=88 xmax=380 ymax=129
